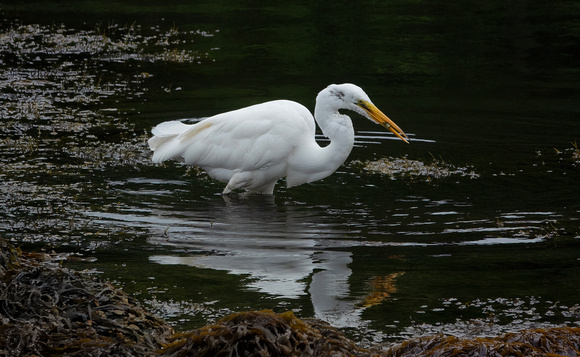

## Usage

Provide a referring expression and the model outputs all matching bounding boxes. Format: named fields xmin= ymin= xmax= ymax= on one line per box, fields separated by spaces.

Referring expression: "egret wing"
xmin=176 ymin=100 xmax=314 ymax=172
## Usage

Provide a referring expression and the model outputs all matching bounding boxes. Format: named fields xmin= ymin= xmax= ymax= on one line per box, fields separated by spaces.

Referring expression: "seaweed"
xmin=159 ymin=310 xmax=381 ymax=357
xmin=385 ymin=328 xmax=580 ymax=356
xmin=0 ymin=238 xmax=173 ymax=356
xmin=0 ymin=18 xmax=195 ymax=247
xmin=2 ymin=238 xmax=580 ymax=356
xmin=352 ymin=154 xmax=479 ymax=183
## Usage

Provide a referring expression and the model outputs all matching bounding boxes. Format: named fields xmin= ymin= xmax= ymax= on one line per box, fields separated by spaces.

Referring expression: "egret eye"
xmin=357 ymin=99 xmax=368 ymax=110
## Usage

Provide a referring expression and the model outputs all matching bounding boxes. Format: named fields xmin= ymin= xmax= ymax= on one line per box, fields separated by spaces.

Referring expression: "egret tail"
xmin=148 ymin=120 xmax=190 ymax=163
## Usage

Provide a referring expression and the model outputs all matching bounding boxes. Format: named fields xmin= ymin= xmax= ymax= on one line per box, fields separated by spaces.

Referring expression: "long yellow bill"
xmin=358 ymin=100 xmax=409 ymax=144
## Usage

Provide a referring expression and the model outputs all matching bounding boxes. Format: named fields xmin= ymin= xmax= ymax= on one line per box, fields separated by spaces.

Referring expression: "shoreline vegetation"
xmin=2 ymin=239 xmax=579 ymax=356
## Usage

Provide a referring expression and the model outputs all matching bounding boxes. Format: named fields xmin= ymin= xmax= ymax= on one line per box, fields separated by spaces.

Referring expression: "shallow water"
xmin=1 ymin=1 xmax=579 ymax=345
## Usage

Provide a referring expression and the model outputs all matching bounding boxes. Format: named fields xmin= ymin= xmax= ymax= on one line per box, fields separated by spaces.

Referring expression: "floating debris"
xmin=0 ymin=21 xmax=215 ymax=63
xmin=352 ymin=155 xmax=479 ymax=182
xmin=0 ymin=18 xmax=211 ymax=247
xmin=396 ymin=296 xmax=580 ymax=342
xmin=537 ymin=141 xmax=580 ymax=168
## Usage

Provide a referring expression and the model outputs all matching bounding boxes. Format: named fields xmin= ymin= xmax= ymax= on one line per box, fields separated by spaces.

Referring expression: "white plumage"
xmin=148 ymin=83 xmax=408 ymax=195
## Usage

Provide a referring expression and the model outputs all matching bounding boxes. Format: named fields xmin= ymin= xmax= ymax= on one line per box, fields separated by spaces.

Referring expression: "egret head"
xmin=322 ymin=83 xmax=409 ymax=143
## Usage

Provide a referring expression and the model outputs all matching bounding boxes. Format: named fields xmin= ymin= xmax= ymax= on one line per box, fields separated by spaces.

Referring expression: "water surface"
xmin=1 ymin=1 xmax=579 ymax=345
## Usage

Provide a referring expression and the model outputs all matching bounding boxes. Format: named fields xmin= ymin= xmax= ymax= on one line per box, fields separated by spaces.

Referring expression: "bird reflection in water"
xmin=358 ymin=273 xmax=406 ymax=309
xmin=146 ymin=196 xmax=405 ymax=329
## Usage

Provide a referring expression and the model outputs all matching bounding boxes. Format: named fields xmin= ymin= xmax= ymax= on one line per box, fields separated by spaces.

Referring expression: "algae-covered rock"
xmin=0 ymin=239 xmax=173 ymax=356
xmin=159 ymin=310 xmax=381 ymax=357
xmin=385 ymin=327 xmax=580 ymax=357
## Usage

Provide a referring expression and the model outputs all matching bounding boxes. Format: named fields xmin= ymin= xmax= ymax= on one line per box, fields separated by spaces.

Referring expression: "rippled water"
xmin=1 ymin=1 xmax=579 ymax=345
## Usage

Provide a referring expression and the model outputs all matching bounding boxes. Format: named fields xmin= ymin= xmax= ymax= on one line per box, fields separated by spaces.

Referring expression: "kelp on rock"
xmin=1 ymin=239 xmax=580 ymax=357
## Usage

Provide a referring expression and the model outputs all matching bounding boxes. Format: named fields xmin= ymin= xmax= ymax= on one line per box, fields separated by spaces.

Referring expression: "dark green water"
xmin=1 ymin=1 xmax=579 ymax=344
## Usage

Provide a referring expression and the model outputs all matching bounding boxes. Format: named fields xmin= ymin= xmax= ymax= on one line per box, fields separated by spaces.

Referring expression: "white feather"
xmin=148 ymin=84 xmax=408 ymax=194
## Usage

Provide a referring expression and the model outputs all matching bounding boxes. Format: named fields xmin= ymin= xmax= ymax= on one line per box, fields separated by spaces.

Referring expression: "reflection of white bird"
xmin=148 ymin=83 xmax=408 ymax=195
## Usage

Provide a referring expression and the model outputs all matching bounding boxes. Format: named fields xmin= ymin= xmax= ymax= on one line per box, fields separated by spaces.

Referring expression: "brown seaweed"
xmin=0 ymin=239 xmax=173 ymax=356
xmin=385 ymin=328 xmax=580 ymax=357
xmin=158 ymin=310 xmax=381 ymax=357
xmin=351 ymin=155 xmax=479 ymax=182
xmin=2 ymin=239 xmax=580 ymax=356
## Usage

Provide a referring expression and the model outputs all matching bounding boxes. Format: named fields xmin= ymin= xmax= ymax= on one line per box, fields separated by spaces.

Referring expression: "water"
xmin=1 ymin=1 xmax=579 ymax=345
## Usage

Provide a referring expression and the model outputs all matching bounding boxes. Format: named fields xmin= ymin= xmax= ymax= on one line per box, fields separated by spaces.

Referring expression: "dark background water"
xmin=1 ymin=0 xmax=579 ymax=344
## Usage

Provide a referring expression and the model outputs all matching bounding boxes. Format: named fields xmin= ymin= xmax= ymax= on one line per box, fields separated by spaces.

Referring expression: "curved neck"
xmin=286 ymin=101 xmax=355 ymax=187
xmin=314 ymin=101 xmax=355 ymax=162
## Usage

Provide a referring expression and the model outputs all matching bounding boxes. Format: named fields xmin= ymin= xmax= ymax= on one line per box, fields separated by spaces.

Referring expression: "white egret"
xmin=148 ymin=83 xmax=408 ymax=194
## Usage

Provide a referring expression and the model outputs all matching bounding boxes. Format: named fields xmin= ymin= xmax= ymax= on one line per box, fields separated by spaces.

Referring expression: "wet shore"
xmin=2 ymin=239 xmax=579 ymax=356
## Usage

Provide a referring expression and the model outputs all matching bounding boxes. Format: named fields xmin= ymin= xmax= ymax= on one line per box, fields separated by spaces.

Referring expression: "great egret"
xmin=148 ymin=83 xmax=408 ymax=194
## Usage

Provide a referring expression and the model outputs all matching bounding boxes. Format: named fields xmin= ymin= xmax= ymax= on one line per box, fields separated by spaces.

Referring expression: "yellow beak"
xmin=358 ymin=100 xmax=409 ymax=144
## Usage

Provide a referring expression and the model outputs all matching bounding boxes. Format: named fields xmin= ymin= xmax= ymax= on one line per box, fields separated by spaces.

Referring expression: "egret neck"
xmin=285 ymin=91 xmax=355 ymax=187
